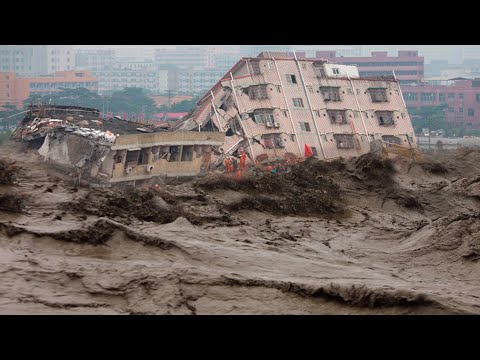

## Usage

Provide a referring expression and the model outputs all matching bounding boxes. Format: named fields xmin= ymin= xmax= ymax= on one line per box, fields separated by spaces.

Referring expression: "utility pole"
xmin=428 ymin=115 xmax=431 ymax=150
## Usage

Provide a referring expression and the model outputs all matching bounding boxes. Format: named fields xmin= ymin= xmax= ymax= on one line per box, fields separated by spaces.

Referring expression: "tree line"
xmin=0 ymin=87 xmax=200 ymax=132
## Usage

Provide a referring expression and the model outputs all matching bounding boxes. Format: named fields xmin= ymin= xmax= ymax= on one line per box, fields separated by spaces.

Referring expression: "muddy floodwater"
xmin=1 ymin=142 xmax=480 ymax=314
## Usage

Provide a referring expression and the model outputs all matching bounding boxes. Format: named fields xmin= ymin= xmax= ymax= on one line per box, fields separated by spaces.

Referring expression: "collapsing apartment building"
xmin=12 ymin=105 xmax=224 ymax=185
xmin=176 ymin=52 xmax=417 ymax=163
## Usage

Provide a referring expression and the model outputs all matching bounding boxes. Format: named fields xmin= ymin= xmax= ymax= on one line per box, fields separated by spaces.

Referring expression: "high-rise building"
xmin=0 ymin=45 xmax=75 ymax=76
xmin=75 ymin=49 xmax=116 ymax=70
xmin=177 ymin=52 xmax=416 ymax=161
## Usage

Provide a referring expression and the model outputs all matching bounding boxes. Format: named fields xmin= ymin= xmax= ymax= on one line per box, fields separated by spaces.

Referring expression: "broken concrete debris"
xmin=12 ymin=105 xmax=225 ymax=186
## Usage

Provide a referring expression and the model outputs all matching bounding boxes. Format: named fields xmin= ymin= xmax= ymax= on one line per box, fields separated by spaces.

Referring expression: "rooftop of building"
xmin=12 ymin=105 xmax=165 ymax=144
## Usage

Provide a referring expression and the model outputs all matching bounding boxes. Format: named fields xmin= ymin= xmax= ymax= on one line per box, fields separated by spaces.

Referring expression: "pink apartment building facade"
xmin=402 ymin=78 xmax=480 ymax=129
xmin=177 ymin=52 xmax=417 ymax=162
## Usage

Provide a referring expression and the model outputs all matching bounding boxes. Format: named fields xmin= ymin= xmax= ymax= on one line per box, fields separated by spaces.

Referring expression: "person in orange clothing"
xmin=239 ymin=151 xmax=246 ymax=171
xmin=224 ymin=157 xmax=233 ymax=172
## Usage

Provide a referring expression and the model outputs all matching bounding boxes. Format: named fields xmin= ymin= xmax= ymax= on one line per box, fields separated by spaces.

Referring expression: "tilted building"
xmin=12 ymin=105 xmax=224 ymax=186
xmin=176 ymin=52 xmax=417 ymax=163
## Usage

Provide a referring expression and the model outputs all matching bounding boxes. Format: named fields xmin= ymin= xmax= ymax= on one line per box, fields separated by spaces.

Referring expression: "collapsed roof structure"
xmin=12 ymin=105 xmax=224 ymax=186
xmin=176 ymin=52 xmax=417 ymax=164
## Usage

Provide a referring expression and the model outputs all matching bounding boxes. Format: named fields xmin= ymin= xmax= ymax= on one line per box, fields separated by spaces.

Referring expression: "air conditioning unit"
xmin=274 ymin=122 xmax=280 ymax=128
xmin=145 ymin=165 xmax=153 ymax=172
xmin=125 ymin=167 xmax=133 ymax=174
xmin=265 ymin=121 xmax=273 ymax=128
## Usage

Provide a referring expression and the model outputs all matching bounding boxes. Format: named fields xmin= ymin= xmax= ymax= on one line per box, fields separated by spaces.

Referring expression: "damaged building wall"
xmin=108 ymin=131 xmax=224 ymax=182
xmin=180 ymin=54 xmax=417 ymax=163
xmin=15 ymin=104 xmax=225 ymax=185
xmin=37 ymin=127 xmax=224 ymax=184
xmin=38 ymin=130 xmax=111 ymax=181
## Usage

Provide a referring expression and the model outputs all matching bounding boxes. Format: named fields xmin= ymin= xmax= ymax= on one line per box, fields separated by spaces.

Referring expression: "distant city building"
xmin=0 ymin=45 xmax=75 ymax=76
xmin=46 ymin=46 xmax=75 ymax=73
xmin=91 ymin=66 xmax=165 ymax=95
xmin=75 ymin=49 xmax=116 ymax=70
xmin=402 ymin=78 xmax=480 ymax=129
xmin=0 ymin=45 xmax=47 ymax=76
xmin=316 ymin=50 xmax=424 ymax=85
xmin=0 ymin=70 xmax=97 ymax=109
xmin=114 ymin=47 xmax=155 ymax=61
xmin=155 ymin=46 xmax=209 ymax=69
xmin=169 ymin=68 xmax=227 ymax=95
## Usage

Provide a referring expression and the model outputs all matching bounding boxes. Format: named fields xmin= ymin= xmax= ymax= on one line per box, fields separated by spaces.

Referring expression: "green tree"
xmin=409 ymin=105 xmax=448 ymax=134
xmin=108 ymin=87 xmax=158 ymax=116
xmin=169 ymin=96 xmax=200 ymax=112
xmin=23 ymin=87 xmax=104 ymax=110
xmin=0 ymin=104 xmax=24 ymax=130
xmin=21 ymin=87 xmax=161 ymax=119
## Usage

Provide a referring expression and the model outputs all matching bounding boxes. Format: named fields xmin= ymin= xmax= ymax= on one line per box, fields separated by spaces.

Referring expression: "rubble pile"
xmin=197 ymin=157 xmax=345 ymax=216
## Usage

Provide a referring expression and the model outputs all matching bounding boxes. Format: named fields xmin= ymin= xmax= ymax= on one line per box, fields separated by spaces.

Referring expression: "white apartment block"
xmin=177 ymin=52 xmax=417 ymax=162
xmin=46 ymin=46 xmax=75 ymax=73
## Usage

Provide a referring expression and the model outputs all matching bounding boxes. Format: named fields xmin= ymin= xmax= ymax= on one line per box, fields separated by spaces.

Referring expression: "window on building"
xmin=314 ymin=110 xmax=320 ymax=117
xmin=251 ymin=61 xmax=261 ymax=75
xmin=332 ymin=68 xmax=340 ymax=75
xmin=448 ymin=93 xmax=455 ymax=99
xmin=439 ymin=93 xmax=446 ymax=102
xmin=334 ymin=134 xmax=355 ymax=149
xmin=300 ymin=122 xmax=311 ymax=132
xmin=126 ymin=150 xmax=140 ymax=165
xmin=262 ymin=134 xmax=284 ymax=149
xmin=459 ymin=108 xmax=464 ymax=113
xmin=247 ymin=85 xmax=269 ymax=100
xmin=302 ymin=63 xmax=307 ymax=70
xmin=306 ymin=85 xmax=313 ymax=93
xmin=382 ymin=135 xmax=402 ymax=145
xmin=376 ymin=111 xmax=395 ymax=126
xmin=139 ymin=148 xmax=150 ymax=165
xmin=420 ymin=93 xmax=436 ymax=102
xmin=252 ymin=109 xmax=275 ymax=125
xmin=292 ymin=98 xmax=304 ymax=108
xmin=459 ymin=93 xmax=464 ymax=99
xmin=286 ymin=74 xmax=297 ymax=84
xmin=181 ymin=146 xmax=194 ymax=161
xmin=403 ymin=93 xmax=417 ymax=101
xmin=310 ymin=146 xmax=318 ymax=157
xmin=449 ymin=107 xmax=454 ymax=112
xmin=468 ymin=108 xmax=475 ymax=116
xmin=327 ymin=110 xmax=348 ymax=124
xmin=320 ymin=86 xmax=341 ymax=101
xmin=277 ymin=86 xmax=281 ymax=93
xmin=283 ymin=110 xmax=288 ymax=117
xmin=369 ymin=88 xmax=388 ymax=102
xmin=476 ymin=94 xmax=480 ymax=102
